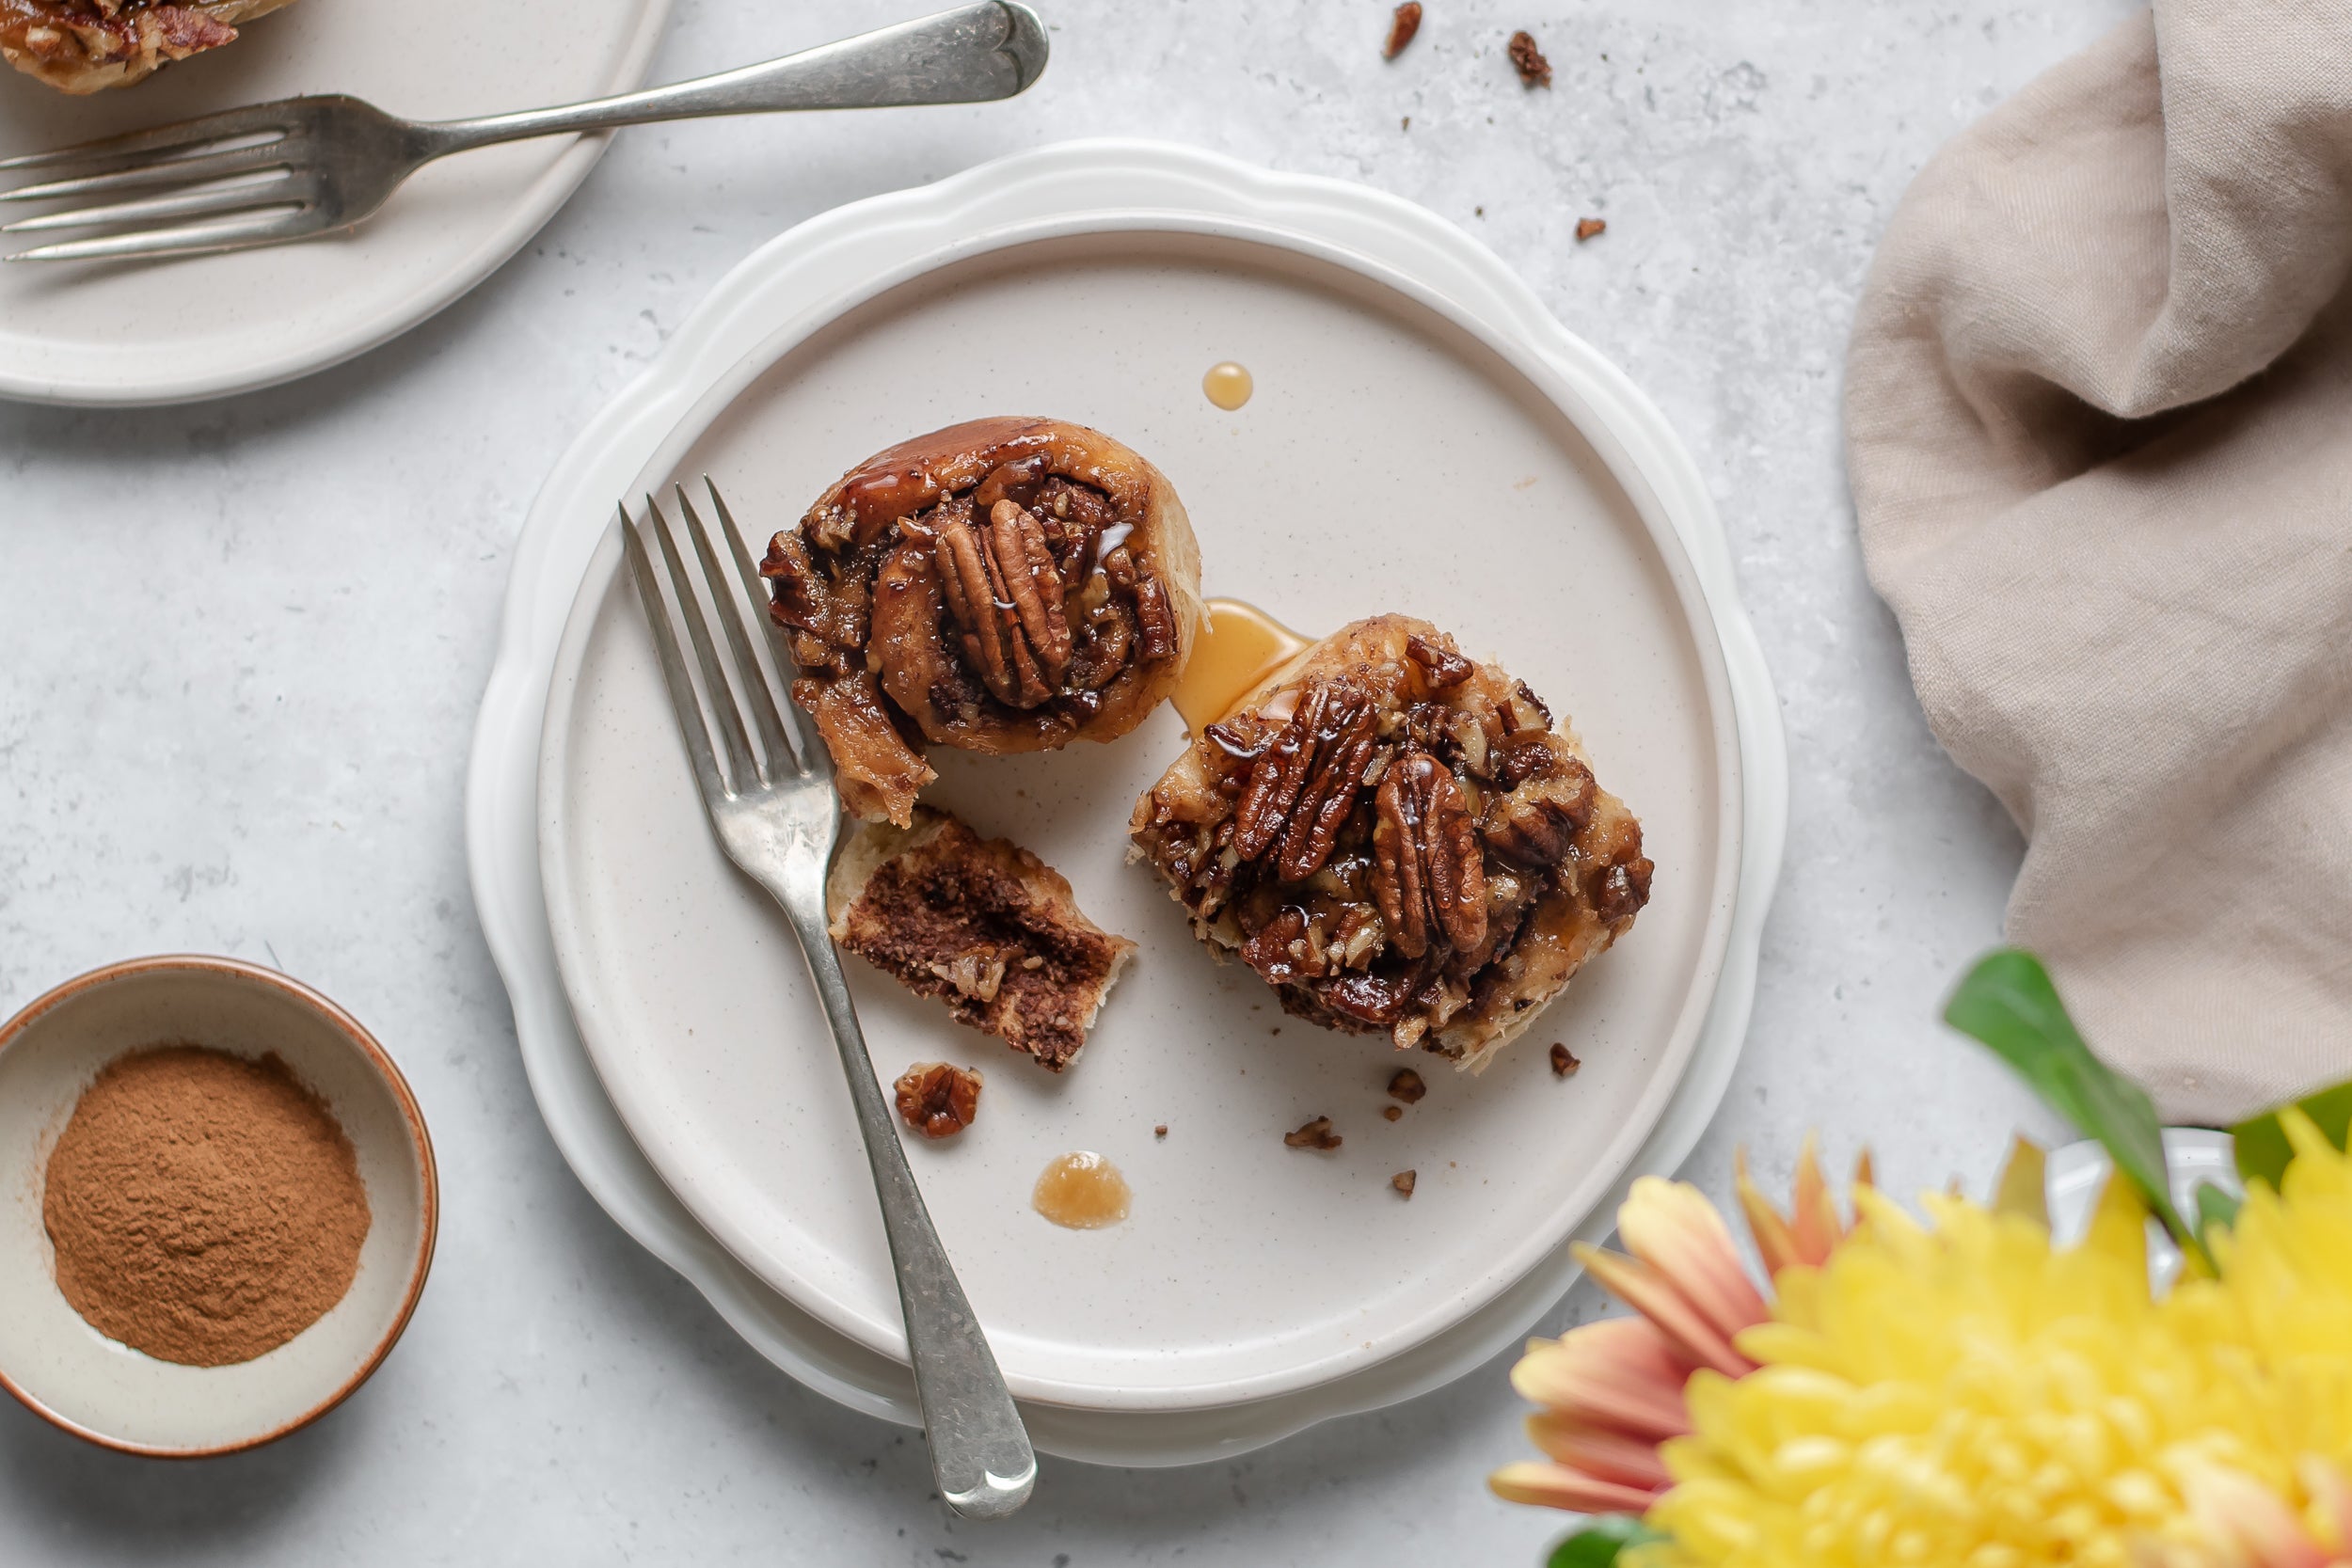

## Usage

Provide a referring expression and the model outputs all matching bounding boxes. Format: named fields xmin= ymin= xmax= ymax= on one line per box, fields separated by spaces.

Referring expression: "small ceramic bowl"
xmin=0 ymin=956 xmax=437 ymax=1456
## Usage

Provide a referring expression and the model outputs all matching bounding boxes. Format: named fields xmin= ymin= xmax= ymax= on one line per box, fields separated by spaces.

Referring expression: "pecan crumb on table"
xmin=1392 ymin=1169 xmax=1418 ymax=1197
xmin=1386 ymin=1067 xmax=1428 ymax=1104
xmin=1575 ymin=216 xmax=1607 ymax=241
xmin=1382 ymin=1 xmax=1422 ymax=59
xmin=1549 ymin=1043 xmax=1581 ymax=1077
xmin=1284 ymin=1116 xmax=1343 ymax=1151
xmin=894 ymin=1062 xmax=982 ymax=1139
xmin=1508 ymin=29 xmax=1552 ymax=87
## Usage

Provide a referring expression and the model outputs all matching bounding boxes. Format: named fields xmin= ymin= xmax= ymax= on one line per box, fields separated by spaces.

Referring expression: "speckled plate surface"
xmin=0 ymin=0 xmax=669 ymax=406
xmin=471 ymin=141 xmax=1786 ymax=1444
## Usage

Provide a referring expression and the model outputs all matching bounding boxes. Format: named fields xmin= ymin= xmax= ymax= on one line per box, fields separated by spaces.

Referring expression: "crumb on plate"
xmin=1285 ymin=1116 xmax=1343 ymax=1151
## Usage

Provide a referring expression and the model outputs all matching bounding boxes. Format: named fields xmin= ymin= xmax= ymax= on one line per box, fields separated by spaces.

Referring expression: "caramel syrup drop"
xmin=1032 ymin=1151 xmax=1132 ymax=1229
xmin=1201 ymin=361 xmax=1254 ymax=411
xmin=1172 ymin=597 xmax=1312 ymax=734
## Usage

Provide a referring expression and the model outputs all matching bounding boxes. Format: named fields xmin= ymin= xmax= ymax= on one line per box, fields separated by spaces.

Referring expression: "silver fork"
xmin=0 ymin=0 xmax=1046 ymax=263
xmin=622 ymin=481 xmax=1036 ymax=1520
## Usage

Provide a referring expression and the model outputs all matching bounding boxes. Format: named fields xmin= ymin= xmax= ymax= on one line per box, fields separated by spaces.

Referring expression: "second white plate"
xmin=0 ymin=0 xmax=669 ymax=405
xmin=533 ymin=168 xmax=1747 ymax=1408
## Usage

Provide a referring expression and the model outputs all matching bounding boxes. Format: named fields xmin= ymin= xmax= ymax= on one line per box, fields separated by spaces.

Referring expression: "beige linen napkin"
xmin=1846 ymin=0 xmax=2352 ymax=1123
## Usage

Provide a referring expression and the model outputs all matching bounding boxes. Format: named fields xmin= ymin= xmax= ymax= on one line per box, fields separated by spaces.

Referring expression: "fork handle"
xmin=417 ymin=2 xmax=1046 ymax=158
xmin=775 ymin=898 xmax=1038 ymax=1520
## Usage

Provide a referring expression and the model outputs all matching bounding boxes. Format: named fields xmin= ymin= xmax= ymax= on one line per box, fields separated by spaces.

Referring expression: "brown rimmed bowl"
xmin=0 ymin=956 xmax=437 ymax=1457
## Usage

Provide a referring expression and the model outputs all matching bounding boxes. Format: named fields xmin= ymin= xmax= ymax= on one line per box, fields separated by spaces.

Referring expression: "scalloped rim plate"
xmin=468 ymin=138 xmax=1787 ymax=1457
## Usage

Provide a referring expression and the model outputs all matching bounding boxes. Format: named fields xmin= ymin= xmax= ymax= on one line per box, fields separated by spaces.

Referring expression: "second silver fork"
xmin=622 ymin=480 xmax=1036 ymax=1520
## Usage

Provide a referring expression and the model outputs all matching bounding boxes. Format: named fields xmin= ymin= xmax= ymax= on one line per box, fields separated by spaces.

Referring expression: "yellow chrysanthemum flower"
xmin=2167 ymin=1110 xmax=2352 ymax=1557
xmin=1636 ymin=1179 xmax=2322 ymax=1568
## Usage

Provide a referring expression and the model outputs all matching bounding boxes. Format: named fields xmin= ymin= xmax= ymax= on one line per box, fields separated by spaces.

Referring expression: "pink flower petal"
xmin=1526 ymin=1413 xmax=1673 ymax=1490
xmin=1574 ymin=1243 xmax=1756 ymax=1379
xmin=1487 ymin=1461 xmax=1661 ymax=1514
xmin=1617 ymin=1177 xmax=1772 ymax=1340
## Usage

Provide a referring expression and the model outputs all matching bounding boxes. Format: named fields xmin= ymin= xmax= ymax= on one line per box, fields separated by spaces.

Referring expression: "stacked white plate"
xmin=466 ymin=140 xmax=1787 ymax=1464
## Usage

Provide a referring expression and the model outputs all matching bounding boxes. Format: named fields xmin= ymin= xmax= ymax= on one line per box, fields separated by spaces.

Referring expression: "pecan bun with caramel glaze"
xmin=762 ymin=418 xmax=1203 ymax=826
xmin=1130 ymin=614 xmax=1651 ymax=1070
xmin=2 ymin=0 xmax=301 ymax=93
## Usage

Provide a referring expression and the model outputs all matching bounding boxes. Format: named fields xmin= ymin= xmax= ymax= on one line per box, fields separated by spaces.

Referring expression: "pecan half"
xmin=1275 ymin=691 xmax=1378 ymax=881
xmin=932 ymin=498 xmax=1072 ymax=708
xmin=1104 ymin=545 xmax=1179 ymax=663
xmin=1372 ymin=750 xmax=1489 ymax=959
xmin=1131 ymin=573 xmax=1180 ymax=662
xmin=1232 ymin=681 xmax=1380 ymax=880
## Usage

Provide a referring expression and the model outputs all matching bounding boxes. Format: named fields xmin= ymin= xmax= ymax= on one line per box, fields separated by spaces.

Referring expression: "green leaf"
xmin=2231 ymin=1079 xmax=2352 ymax=1192
xmin=1547 ymin=1517 xmax=1666 ymax=1568
xmin=2194 ymin=1180 xmax=2242 ymax=1237
xmin=1944 ymin=949 xmax=2204 ymax=1267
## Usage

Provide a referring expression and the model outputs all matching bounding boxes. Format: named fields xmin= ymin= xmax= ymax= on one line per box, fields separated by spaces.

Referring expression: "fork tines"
xmin=0 ymin=103 xmax=307 ymax=263
xmin=621 ymin=482 xmax=813 ymax=801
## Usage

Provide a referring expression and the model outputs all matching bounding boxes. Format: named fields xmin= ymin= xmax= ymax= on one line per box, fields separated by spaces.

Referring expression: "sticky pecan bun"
xmin=2 ymin=0 xmax=300 ymax=93
xmin=762 ymin=418 xmax=1203 ymax=826
xmin=1129 ymin=614 xmax=1651 ymax=1069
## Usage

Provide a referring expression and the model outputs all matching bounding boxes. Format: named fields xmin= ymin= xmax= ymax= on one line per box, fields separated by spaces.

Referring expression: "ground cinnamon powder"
xmin=42 ymin=1045 xmax=371 ymax=1368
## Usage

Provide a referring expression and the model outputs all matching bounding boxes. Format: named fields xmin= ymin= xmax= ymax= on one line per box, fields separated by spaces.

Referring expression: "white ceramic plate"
xmin=0 ymin=0 xmax=669 ymax=406
xmin=468 ymin=141 xmax=1788 ymax=1455
xmin=542 ymin=186 xmax=1739 ymax=1407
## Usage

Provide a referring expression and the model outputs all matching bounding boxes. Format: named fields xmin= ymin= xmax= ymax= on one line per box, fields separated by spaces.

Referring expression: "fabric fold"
xmin=1847 ymin=0 xmax=2352 ymax=1121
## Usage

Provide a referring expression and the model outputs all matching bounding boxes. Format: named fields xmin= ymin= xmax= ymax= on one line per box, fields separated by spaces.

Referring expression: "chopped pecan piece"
xmin=1387 ymin=1068 xmax=1427 ymax=1104
xmin=1382 ymin=1105 xmax=1405 ymax=1122
xmin=1284 ymin=1116 xmax=1343 ymax=1150
xmin=1322 ymin=969 xmax=1418 ymax=1026
xmin=894 ymin=1062 xmax=982 ymax=1139
xmin=1484 ymin=754 xmax=1598 ymax=867
xmin=1549 ymin=1043 xmax=1580 ymax=1077
xmin=1371 ymin=750 xmax=1488 ymax=958
xmin=1241 ymin=906 xmax=1311 ymax=986
xmin=1575 ymin=217 xmax=1607 ymax=242
xmin=1406 ymin=633 xmax=1473 ymax=689
xmin=1593 ymin=853 xmax=1655 ymax=924
xmin=1507 ymin=29 xmax=1551 ymax=87
xmin=1382 ymin=1 xmax=1422 ymax=58
xmin=1391 ymin=1169 xmax=1418 ymax=1197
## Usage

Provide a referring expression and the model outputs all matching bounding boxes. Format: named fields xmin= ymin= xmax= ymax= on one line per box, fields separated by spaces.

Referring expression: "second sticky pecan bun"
xmin=1129 ymin=614 xmax=1652 ymax=1070
xmin=761 ymin=418 xmax=1204 ymax=825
